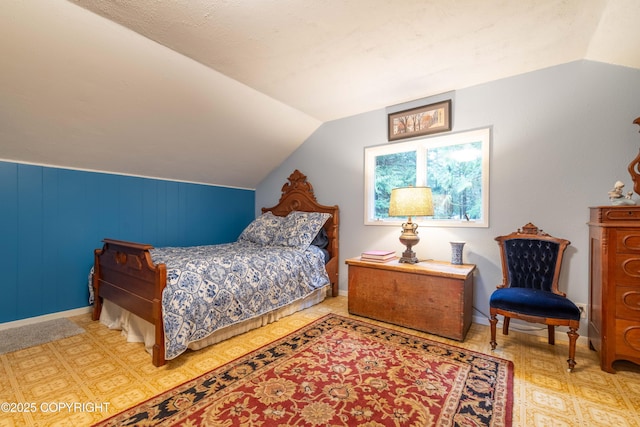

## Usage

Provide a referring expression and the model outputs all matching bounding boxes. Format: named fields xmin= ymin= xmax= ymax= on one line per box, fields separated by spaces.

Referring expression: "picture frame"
xmin=388 ymin=100 xmax=452 ymax=141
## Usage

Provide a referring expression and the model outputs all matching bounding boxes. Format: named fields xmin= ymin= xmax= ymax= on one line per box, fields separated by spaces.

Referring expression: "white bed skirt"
xmin=99 ymin=284 xmax=330 ymax=358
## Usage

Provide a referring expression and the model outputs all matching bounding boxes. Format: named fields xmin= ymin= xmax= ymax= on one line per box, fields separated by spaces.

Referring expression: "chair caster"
xmin=567 ymin=358 xmax=576 ymax=372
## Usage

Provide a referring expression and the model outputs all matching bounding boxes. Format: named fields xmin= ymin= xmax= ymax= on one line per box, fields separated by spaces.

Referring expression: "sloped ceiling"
xmin=1 ymin=0 xmax=639 ymax=189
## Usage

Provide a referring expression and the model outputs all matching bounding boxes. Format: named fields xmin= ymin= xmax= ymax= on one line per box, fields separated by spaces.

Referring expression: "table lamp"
xmin=388 ymin=186 xmax=434 ymax=263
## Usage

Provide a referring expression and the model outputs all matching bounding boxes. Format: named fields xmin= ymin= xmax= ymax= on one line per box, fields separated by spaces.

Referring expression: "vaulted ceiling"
xmin=1 ymin=1 xmax=639 ymax=188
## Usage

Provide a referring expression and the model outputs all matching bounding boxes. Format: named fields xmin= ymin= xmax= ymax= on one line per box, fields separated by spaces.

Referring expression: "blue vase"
xmin=450 ymin=241 xmax=466 ymax=265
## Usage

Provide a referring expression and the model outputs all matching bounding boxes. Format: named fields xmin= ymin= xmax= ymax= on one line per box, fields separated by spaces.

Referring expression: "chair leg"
xmin=502 ymin=317 xmax=510 ymax=335
xmin=490 ymin=314 xmax=498 ymax=350
xmin=566 ymin=327 xmax=579 ymax=372
xmin=547 ymin=325 xmax=555 ymax=345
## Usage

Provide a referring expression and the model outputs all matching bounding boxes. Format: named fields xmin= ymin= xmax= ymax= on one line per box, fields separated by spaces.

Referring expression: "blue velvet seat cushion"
xmin=490 ymin=287 xmax=581 ymax=320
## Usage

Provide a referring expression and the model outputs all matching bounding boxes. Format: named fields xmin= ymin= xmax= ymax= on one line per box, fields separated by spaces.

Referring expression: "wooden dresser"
xmin=588 ymin=206 xmax=640 ymax=372
xmin=345 ymin=258 xmax=475 ymax=341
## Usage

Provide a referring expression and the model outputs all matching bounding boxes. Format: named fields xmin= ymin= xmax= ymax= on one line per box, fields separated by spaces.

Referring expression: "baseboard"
xmin=0 ymin=306 xmax=92 ymax=331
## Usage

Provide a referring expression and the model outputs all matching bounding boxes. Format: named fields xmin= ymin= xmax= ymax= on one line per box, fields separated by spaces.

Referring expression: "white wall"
xmin=257 ymin=60 xmax=640 ymax=336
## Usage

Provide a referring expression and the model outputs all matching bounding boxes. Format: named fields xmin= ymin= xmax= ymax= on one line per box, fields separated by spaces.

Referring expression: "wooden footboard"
xmin=92 ymin=239 xmax=167 ymax=367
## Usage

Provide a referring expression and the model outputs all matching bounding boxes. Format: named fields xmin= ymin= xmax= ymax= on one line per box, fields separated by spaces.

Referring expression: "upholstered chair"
xmin=489 ymin=223 xmax=581 ymax=372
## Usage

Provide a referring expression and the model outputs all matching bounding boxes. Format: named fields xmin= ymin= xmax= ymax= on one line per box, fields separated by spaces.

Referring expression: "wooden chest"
xmin=588 ymin=206 xmax=640 ymax=372
xmin=345 ymin=258 xmax=475 ymax=341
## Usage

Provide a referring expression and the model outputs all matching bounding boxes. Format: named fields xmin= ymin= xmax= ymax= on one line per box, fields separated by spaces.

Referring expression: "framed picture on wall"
xmin=388 ymin=100 xmax=451 ymax=141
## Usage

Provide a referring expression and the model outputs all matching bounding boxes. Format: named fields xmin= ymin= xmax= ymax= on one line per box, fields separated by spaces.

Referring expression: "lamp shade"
xmin=388 ymin=186 xmax=434 ymax=217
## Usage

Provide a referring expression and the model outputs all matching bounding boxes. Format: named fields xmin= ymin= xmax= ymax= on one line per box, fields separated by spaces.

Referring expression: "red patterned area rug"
xmin=94 ymin=314 xmax=513 ymax=426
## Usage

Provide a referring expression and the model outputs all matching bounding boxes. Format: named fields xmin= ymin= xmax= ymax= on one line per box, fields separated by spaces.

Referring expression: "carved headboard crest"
xmin=279 ymin=169 xmax=317 ymax=203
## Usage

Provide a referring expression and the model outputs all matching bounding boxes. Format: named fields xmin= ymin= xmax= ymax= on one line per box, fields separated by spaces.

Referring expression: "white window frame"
xmin=364 ymin=127 xmax=491 ymax=228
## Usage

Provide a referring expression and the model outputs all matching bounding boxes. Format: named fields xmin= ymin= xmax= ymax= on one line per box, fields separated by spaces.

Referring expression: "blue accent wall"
xmin=0 ymin=161 xmax=255 ymax=323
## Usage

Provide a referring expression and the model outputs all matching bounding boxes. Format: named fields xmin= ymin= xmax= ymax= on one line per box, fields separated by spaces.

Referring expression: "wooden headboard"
xmin=262 ymin=169 xmax=340 ymax=296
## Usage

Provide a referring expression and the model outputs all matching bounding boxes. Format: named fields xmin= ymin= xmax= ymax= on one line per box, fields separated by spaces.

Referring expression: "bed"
xmin=91 ymin=170 xmax=339 ymax=366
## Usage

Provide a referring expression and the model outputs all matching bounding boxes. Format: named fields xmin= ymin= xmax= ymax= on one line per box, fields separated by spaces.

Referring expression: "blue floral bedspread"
xmin=150 ymin=241 xmax=329 ymax=360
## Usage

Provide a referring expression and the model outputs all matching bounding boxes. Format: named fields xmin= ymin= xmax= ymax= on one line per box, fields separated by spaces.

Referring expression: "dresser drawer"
xmin=614 ymin=319 xmax=640 ymax=359
xmin=615 ymin=230 xmax=640 ymax=253
xmin=616 ymin=286 xmax=640 ymax=320
xmin=601 ymin=208 xmax=640 ymax=222
xmin=614 ymin=255 xmax=640 ymax=284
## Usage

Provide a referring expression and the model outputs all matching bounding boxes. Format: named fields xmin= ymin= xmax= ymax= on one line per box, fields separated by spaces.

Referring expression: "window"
xmin=364 ymin=127 xmax=490 ymax=227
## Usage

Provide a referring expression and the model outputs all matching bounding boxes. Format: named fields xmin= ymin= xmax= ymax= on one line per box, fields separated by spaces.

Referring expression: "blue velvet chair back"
xmin=504 ymin=238 xmax=560 ymax=292
xmin=495 ymin=222 xmax=570 ymax=297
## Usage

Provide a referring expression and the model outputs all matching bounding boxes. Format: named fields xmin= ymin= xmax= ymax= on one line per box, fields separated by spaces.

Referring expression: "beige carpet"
xmin=0 ymin=318 xmax=85 ymax=354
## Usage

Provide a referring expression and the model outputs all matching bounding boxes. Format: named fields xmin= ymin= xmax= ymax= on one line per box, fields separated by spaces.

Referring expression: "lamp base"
xmin=398 ymin=220 xmax=420 ymax=264
xmin=398 ymin=248 xmax=419 ymax=264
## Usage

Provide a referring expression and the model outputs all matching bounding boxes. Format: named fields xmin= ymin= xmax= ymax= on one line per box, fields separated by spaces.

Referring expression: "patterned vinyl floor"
xmin=1 ymin=296 xmax=639 ymax=427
